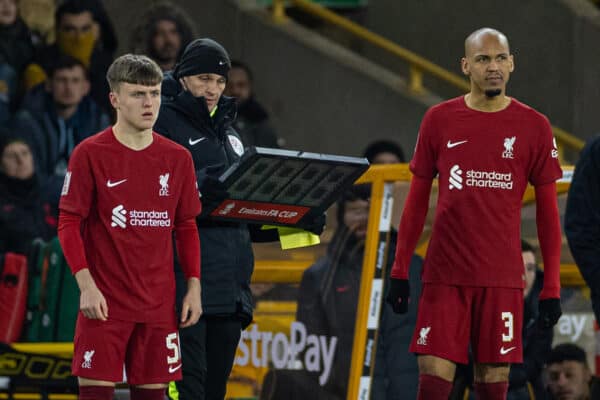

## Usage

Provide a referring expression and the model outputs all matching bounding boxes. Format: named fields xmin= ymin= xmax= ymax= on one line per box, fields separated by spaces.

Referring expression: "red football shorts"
xmin=72 ymin=313 xmax=182 ymax=384
xmin=410 ymin=283 xmax=524 ymax=364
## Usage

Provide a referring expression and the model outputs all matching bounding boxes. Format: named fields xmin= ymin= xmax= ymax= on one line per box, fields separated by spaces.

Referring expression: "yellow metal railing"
xmin=270 ymin=0 xmax=585 ymax=157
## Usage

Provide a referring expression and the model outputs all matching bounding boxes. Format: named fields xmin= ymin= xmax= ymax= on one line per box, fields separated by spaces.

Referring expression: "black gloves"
xmin=197 ymin=166 xmax=229 ymax=216
xmin=385 ymin=278 xmax=410 ymax=314
xmin=538 ymin=298 xmax=562 ymax=329
xmin=302 ymin=213 xmax=327 ymax=235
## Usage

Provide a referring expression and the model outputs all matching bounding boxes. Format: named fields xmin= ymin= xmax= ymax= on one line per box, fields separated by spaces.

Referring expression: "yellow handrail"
xmin=270 ymin=0 xmax=585 ymax=155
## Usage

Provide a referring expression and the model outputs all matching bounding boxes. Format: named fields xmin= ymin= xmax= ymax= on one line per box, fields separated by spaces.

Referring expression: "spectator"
xmin=565 ymin=136 xmax=600 ymax=323
xmin=15 ymin=54 xmax=110 ymax=201
xmin=508 ymin=240 xmax=554 ymax=399
xmin=545 ymin=343 xmax=600 ymax=399
xmin=23 ymin=0 xmax=117 ymax=112
xmin=0 ymin=134 xmax=56 ymax=255
xmin=363 ymin=140 xmax=405 ymax=164
xmin=0 ymin=0 xmax=35 ymax=80
xmin=129 ymin=1 xmax=194 ymax=72
xmin=225 ymin=60 xmax=281 ymax=148
xmin=294 ymin=184 xmax=422 ymax=399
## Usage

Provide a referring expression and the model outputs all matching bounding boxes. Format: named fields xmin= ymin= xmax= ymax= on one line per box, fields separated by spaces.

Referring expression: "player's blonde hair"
xmin=106 ymin=54 xmax=163 ymax=92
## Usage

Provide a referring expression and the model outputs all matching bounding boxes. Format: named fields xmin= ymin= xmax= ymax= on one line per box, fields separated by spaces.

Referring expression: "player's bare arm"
xmin=75 ymin=269 xmax=108 ymax=321
xmin=180 ymin=277 xmax=202 ymax=328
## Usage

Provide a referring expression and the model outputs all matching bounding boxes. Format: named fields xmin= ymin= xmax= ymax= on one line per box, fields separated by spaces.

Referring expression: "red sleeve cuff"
xmin=175 ymin=218 xmax=201 ymax=280
xmin=535 ymin=182 xmax=561 ymax=299
xmin=390 ymin=176 xmax=432 ymax=279
xmin=57 ymin=210 xmax=88 ymax=275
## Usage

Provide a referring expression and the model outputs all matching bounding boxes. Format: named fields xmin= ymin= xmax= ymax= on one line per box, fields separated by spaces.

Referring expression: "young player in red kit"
xmin=385 ymin=28 xmax=563 ymax=400
xmin=57 ymin=55 xmax=202 ymax=400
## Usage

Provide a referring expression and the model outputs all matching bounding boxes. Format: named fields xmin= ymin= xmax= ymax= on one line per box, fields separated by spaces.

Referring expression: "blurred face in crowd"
xmin=180 ymin=74 xmax=226 ymax=112
xmin=48 ymin=66 xmax=90 ymax=109
xmin=58 ymin=11 xmax=98 ymax=41
xmin=225 ymin=67 xmax=251 ymax=103
xmin=547 ymin=361 xmax=591 ymax=400
xmin=372 ymin=152 xmax=401 ymax=164
xmin=1 ymin=142 xmax=35 ymax=180
xmin=343 ymin=198 xmax=370 ymax=240
xmin=522 ymin=249 xmax=536 ymax=298
xmin=110 ymin=83 xmax=161 ymax=132
xmin=461 ymin=31 xmax=514 ymax=97
xmin=0 ymin=0 xmax=17 ymax=26
xmin=152 ymin=19 xmax=181 ymax=63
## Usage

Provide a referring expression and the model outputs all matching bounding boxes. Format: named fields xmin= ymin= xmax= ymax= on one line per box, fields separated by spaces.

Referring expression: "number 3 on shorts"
xmin=166 ymin=332 xmax=181 ymax=365
xmin=501 ymin=312 xmax=514 ymax=342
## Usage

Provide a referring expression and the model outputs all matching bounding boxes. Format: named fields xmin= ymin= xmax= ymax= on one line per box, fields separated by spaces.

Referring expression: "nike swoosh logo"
xmin=447 ymin=140 xmax=468 ymax=148
xmin=189 ymin=137 xmax=206 ymax=146
xmin=169 ymin=364 xmax=182 ymax=373
xmin=500 ymin=346 xmax=516 ymax=355
xmin=219 ymin=60 xmax=227 ymax=65
xmin=106 ymin=179 xmax=127 ymax=188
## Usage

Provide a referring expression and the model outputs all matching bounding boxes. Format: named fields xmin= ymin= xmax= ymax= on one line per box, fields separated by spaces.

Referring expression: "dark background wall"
xmin=363 ymin=0 xmax=600 ymax=140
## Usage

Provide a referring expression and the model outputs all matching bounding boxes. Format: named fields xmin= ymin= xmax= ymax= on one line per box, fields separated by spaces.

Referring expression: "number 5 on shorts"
xmin=501 ymin=312 xmax=514 ymax=342
xmin=166 ymin=332 xmax=181 ymax=365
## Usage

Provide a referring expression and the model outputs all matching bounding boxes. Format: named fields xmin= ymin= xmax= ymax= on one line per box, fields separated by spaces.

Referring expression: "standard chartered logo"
xmin=111 ymin=205 xmax=127 ymax=228
xmin=449 ymin=165 xmax=463 ymax=190
xmin=449 ymin=164 xmax=513 ymax=191
xmin=110 ymin=205 xmax=171 ymax=228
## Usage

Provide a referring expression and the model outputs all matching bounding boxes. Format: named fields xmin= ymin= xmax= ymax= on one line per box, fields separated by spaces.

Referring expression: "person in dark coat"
xmin=565 ymin=136 xmax=600 ymax=322
xmin=0 ymin=135 xmax=56 ymax=255
xmin=295 ymin=184 xmax=422 ymax=399
xmin=14 ymin=55 xmax=110 ymax=203
xmin=23 ymin=0 xmax=116 ymax=113
xmin=224 ymin=60 xmax=281 ymax=148
xmin=154 ymin=37 xmax=325 ymax=400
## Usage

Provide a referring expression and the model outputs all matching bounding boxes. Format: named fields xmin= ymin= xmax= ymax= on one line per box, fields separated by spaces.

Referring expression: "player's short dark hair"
xmin=547 ymin=343 xmax=588 ymax=367
xmin=48 ymin=55 xmax=89 ymax=79
xmin=55 ymin=0 xmax=95 ymax=27
xmin=106 ymin=54 xmax=163 ymax=92
xmin=521 ymin=239 xmax=535 ymax=254
xmin=362 ymin=140 xmax=406 ymax=163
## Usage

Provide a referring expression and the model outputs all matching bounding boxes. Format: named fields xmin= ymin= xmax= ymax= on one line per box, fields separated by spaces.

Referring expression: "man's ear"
xmin=461 ymin=57 xmax=470 ymax=76
xmin=179 ymin=77 xmax=188 ymax=91
xmin=109 ymin=91 xmax=119 ymax=110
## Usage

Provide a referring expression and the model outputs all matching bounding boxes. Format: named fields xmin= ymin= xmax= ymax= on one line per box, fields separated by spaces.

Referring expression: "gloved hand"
xmin=302 ymin=213 xmax=326 ymax=235
xmin=385 ymin=278 xmax=410 ymax=314
xmin=538 ymin=298 xmax=562 ymax=329
xmin=196 ymin=166 xmax=229 ymax=216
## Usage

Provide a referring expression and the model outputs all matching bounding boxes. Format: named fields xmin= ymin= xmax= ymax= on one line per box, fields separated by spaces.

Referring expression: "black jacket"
xmin=0 ymin=172 xmax=56 ymax=255
xmin=296 ymin=229 xmax=422 ymax=399
xmin=565 ymin=136 xmax=600 ymax=320
xmin=234 ymin=96 xmax=280 ymax=148
xmin=508 ymin=270 xmax=553 ymax=399
xmin=154 ymin=73 xmax=255 ymax=323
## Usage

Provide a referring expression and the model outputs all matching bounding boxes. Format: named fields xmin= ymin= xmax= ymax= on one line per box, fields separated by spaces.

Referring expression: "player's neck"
xmin=112 ymin=121 xmax=153 ymax=151
xmin=464 ymin=92 xmax=511 ymax=113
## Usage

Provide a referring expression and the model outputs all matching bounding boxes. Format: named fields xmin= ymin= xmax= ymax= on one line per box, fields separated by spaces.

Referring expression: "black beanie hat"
xmin=173 ymin=38 xmax=231 ymax=79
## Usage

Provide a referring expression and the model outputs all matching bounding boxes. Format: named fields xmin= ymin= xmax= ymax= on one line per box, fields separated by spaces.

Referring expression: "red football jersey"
xmin=410 ymin=97 xmax=562 ymax=288
xmin=59 ymin=128 xmax=201 ymax=322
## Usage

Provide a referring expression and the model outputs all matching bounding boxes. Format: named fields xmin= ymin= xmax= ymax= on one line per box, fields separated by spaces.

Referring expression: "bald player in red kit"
xmin=58 ymin=54 xmax=202 ymax=400
xmin=385 ymin=28 xmax=563 ymax=400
